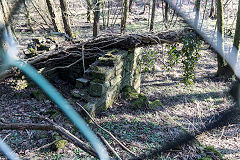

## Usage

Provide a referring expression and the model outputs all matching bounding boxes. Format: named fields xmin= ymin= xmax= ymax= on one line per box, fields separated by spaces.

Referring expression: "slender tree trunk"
xmin=106 ymin=0 xmax=110 ymax=27
xmin=101 ymin=0 xmax=106 ymax=29
xmin=209 ymin=0 xmax=216 ymax=18
xmin=129 ymin=0 xmax=133 ymax=13
xmin=59 ymin=0 xmax=74 ymax=38
xmin=143 ymin=0 xmax=146 ymax=13
xmin=150 ymin=0 xmax=156 ymax=32
xmin=0 ymin=0 xmax=12 ymax=35
xmin=164 ymin=2 xmax=169 ymax=22
xmin=216 ymin=0 xmax=233 ymax=76
xmin=93 ymin=0 xmax=100 ymax=37
xmin=121 ymin=0 xmax=128 ymax=34
xmin=86 ymin=0 xmax=92 ymax=23
xmin=194 ymin=0 xmax=201 ymax=27
xmin=24 ymin=1 xmax=34 ymax=32
xmin=45 ymin=0 xmax=63 ymax=32
xmin=233 ymin=0 xmax=240 ymax=52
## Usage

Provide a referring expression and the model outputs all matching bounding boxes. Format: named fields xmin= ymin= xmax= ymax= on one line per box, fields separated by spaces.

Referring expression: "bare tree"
xmin=121 ymin=0 xmax=128 ymax=34
xmin=86 ymin=0 xmax=92 ymax=23
xmin=216 ymin=0 xmax=233 ymax=76
xmin=233 ymin=0 xmax=240 ymax=52
xmin=93 ymin=0 xmax=100 ymax=37
xmin=59 ymin=0 xmax=74 ymax=38
xmin=194 ymin=0 xmax=201 ymax=27
xmin=46 ymin=0 xmax=63 ymax=32
xmin=149 ymin=0 xmax=156 ymax=32
xmin=129 ymin=0 xmax=133 ymax=13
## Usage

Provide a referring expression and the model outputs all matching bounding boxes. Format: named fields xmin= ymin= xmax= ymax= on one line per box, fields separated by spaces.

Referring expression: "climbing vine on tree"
xmin=167 ymin=33 xmax=202 ymax=85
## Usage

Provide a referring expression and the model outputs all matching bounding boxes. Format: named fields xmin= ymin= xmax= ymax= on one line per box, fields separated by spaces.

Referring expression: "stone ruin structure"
xmin=71 ymin=48 xmax=142 ymax=115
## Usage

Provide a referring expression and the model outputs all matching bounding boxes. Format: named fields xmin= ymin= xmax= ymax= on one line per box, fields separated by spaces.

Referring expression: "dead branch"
xmin=76 ymin=102 xmax=137 ymax=157
xmin=0 ymin=28 xmax=192 ymax=81
xmin=97 ymin=133 xmax=122 ymax=160
xmin=0 ymin=119 xmax=97 ymax=158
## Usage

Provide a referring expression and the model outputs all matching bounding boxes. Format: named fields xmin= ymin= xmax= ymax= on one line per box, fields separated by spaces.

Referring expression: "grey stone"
xmin=76 ymin=78 xmax=89 ymax=89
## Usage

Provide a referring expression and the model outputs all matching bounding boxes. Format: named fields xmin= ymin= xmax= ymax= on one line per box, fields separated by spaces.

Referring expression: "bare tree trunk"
xmin=216 ymin=0 xmax=233 ymax=76
xmin=106 ymin=0 xmax=110 ymax=27
xmin=209 ymin=0 xmax=216 ymax=18
xmin=24 ymin=1 xmax=34 ymax=32
xmin=149 ymin=0 xmax=156 ymax=32
xmin=46 ymin=0 xmax=63 ymax=32
xmin=121 ymin=0 xmax=128 ymax=34
xmin=194 ymin=0 xmax=201 ymax=27
xmin=93 ymin=0 xmax=100 ymax=37
xmin=0 ymin=0 xmax=11 ymax=34
xmin=59 ymin=0 xmax=74 ymax=38
xmin=101 ymin=0 xmax=106 ymax=29
xmin=164 ymin=2 xmax=169 ymax=22
xmin=86 ymin=0 xmax=92 ymax=23
xmin=233 ymin=0 xmax=240 ymax=52
xmin=129 ymin=0 xmax=133 ymax=13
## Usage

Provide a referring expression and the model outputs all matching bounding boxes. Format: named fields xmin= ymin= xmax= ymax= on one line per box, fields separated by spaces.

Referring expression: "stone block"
xmin=75 ymin=78 xmax=89 ymax=89
xmin=115 ymin=61 xmax=123 ymax=72
xmin=115 ymin=68 xmax=123 ymax=76
xmin=110 ymin=75 xmax=122 ymax=86
xmin=83 ymin=102 xmax=96 ymax=117
xmin=89 ymin=82 xmax=106 ymax=97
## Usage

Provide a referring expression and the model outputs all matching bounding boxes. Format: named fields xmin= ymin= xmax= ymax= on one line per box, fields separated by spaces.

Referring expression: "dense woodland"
xmin=0 ymin=0 xmax=240 ymax=159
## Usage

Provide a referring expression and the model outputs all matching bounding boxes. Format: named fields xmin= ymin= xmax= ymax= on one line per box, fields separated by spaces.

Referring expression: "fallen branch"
xmin=76 ymin=102 xmax=137 ymax=157
xmin=97 ymin=133 xmax=122 ymax=160
xmin=0 ymin=118 xmax=97 ymax=158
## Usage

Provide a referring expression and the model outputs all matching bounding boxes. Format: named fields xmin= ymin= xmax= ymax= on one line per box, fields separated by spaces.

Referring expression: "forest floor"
xmin=0 ymin=43 xmax=239 ymax=160
xmin=1 ymin=0 xmax=240 ymax=159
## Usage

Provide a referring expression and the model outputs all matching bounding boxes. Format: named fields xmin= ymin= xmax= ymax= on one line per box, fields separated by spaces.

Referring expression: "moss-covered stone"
xmin=83 ymin=102 xmax=96 ymax=118
xmin=130 ymin=93 xmax=148 ymax=110
xmin=75 ymin=78 xmax=89 ymax=89
xmin=71 ymin=89 xmax=88 ymax=101
xmin=89 ymin=82 xmax=106 ymax=97
xmin=121 ymin=85 xmax=139 ymax=100
xmin=122 ymin=86 xmax=148 ymax=110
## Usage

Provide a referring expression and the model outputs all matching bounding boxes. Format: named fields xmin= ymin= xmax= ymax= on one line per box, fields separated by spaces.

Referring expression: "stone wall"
xmin=72 ymin=48 xmax=142 ymax=115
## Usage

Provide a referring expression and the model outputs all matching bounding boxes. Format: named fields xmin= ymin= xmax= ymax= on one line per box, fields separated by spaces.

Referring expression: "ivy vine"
xmin=166 ymin=33 xmax=202 ymax=85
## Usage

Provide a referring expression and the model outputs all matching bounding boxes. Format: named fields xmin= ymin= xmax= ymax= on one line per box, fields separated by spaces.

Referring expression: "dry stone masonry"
xmin=72 ymin=48 xmax=142 ymax=115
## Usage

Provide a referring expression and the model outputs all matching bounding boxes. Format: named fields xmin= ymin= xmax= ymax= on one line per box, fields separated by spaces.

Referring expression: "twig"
xmin=76 ymin=102 xmax=136 ymax=157
xmin=97 ymin=133 xmax=122 ymax=160
xmin=1 ymin=116 xmax=98 ymax=158
xmin=34 ymin=140 xmax=58 ymax=151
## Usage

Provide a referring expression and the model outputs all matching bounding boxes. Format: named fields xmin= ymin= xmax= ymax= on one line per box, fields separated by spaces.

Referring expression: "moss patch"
xmin=148 ymin=100 xmax=163 ymax=109
xmin=54 ymin=140 xmax=68 ymax=151
xmin=203 ymin=145 xmax=224 ymax=160
xmin=122 ymin=86 xmax=148 ymax=110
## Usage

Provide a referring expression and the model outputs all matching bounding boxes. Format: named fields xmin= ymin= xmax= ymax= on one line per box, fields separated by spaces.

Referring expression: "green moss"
xmin=122 ymin=86 xmax=148 ymax=110
xmin=54 ymin=140 xmax=68 ymax=150
xmin=130 ymin=94 xmax=148 ymax=110
xmin=122 ymin=85 xmax=138 ymax=99
xmin=148 ymin=100 xmax=162 ymax=109
xmin=203 ymin=146 xmax=224 ymax=159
